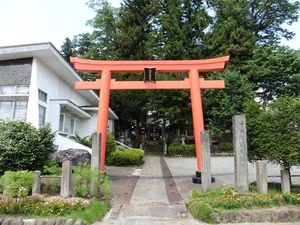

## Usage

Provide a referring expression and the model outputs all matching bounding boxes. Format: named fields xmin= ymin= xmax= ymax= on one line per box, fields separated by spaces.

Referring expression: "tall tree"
xmin=204 ymin=0 xmax=300 ymax=71
xmin=108 ymin=0 xmax=160 ymax=139
xmin=114 ymin=0 xmax=159 ymax=60
xmin=86 ymin=0 xmax=120 ymax=59
xmin=202 ymin=70 xmax=255 ymax=139
xmin=246 ymin=45 xmax=300 ymax=104
xmin=157 ymin=0 xmax=211 ymax=60
xmin=60 ymin=38 xmax=74 ymax=62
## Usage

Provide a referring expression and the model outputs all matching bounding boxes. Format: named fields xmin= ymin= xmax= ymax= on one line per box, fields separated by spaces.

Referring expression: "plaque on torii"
xmin=71 ymin=56 xmax=229 ymax=182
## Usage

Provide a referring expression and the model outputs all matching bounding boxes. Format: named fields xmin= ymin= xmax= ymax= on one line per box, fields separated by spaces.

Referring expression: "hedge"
xmin=168 ymin=143 xmax=196 ymax=157
xmin=106 ymin=148 xmax=144 ymax=166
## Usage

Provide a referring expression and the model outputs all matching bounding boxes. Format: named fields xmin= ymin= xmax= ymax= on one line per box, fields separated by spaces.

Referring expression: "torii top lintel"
xmin=70 ymin=56 xmax=230 ymax=73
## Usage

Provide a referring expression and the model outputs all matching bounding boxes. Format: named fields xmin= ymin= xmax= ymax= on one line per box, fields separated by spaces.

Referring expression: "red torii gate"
xmin=71 ymin=56 xmax=229 ymax=180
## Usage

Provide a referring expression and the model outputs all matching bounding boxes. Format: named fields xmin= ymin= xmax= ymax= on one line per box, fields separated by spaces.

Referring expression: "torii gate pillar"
xmin=71 ymin=56 xmax=229 ymax=183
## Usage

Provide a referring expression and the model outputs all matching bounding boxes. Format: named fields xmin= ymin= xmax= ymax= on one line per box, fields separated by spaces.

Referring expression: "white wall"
xmin=26 ymin=59 xmax=39 ymax=127
xmin=28 ymin=58 xmax=98 ymax=150
xmin=55 ymin=135 xmax=91 ymax=153
xmin=79 ymin=110 xmax=115 ymax=137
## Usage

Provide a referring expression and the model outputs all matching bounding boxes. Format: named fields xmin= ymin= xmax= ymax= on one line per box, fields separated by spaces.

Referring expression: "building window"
xmin=0 ymin=85 xmax=29 ymax=95
xmin=0 ymin=101 xmax=27 ymax=120
xmin=0 ymin=101 xmax=13 ymax=119
xmin=59 ymin=114 xmax=80 ymax=136
xmin=16 ymin=86 xmax=30 ymax=94
xmin=1 ymin=86 xmax=15 ymax=95
xmin=38 ymin=89 xmax=47 ymax=102
xmin=70 ymin=119 xmax=79 ymax=135
xmin=39 ymin=105 xmax=46 ymax=126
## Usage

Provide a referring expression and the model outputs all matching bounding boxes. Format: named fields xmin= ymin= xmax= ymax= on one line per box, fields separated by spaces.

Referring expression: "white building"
xmin=0 ymin=43 xmax=118 ymax=152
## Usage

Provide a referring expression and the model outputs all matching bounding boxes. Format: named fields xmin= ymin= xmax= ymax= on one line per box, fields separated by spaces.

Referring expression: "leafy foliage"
xmin=42 ymin=159 xmax=62 ymax=176
xmin=70 ymin=134 xmax=93 ymax=148
xmin=0 ymin=171 xmax=36 ymax=198
xmin=203 ymin=70 xmax=255 ymax=139
xmin=246 ymin=45 xmax=300 ymax=104
xmin=0 ymin=121 xmax=55 ymax=175
xmin=106 ymin=148 xmax=144 ymax=166
xmin=245 ymin=96 xmax=300 ymax=169
xmin=168 ymin=143 xmax=196 ymax=157
xmin=60 ymin=0 xmax=300 ymax=142
xmin=218 ymin=141 xmax=233 ymax=153
xmin=106 ymin=133 xmax=117 ymax=158
xmin=73 ymin=163 xmax=111 ymax=200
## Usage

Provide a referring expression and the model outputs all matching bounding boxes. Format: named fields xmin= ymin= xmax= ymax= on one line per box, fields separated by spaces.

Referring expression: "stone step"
xmin=110 ymin=203 xmax=188 ymax=220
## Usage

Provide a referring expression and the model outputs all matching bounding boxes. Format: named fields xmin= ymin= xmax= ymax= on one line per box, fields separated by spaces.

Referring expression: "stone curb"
xmin=211 ymin=209 xmax=300 ymax=223
xmin=0 ymin=218 xmax=85 ymax=225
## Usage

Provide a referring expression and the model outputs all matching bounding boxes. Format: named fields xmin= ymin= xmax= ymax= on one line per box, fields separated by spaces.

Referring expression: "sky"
xmin=0 ymin=0 xmax=299 ymax=51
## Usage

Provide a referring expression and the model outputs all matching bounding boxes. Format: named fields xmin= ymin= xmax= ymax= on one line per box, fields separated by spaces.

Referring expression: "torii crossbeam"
xmin=71 ymin=56 xmax=229 ymax=181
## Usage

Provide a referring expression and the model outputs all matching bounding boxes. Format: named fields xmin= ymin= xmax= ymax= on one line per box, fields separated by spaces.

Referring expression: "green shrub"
xmin=168 ymin=144 xmax=196 ymax=157
xmin=106 ymin=133 xmax=117 ymax=158
xmin=42 ymin=159 xmax=61 ymax=175
xmin=70 ymin=134 xmax=92 ymax=148
xmin=41 ymin=160 xmax=61 ymax=196
xmin=187 ymin=199 xmax=217 ymax=224
xmin=106 ymin=148 xmax=144 ymax=166
xmin=0 ymin=171 xmax=36 ymax=198
xmin=41 ymin=176 xmax=60 ymax=196
xmin=73 ymin=163 xmax=111 ymax=200
xmin=116 ymin=145 xmax=128 ymax=151
xmin=218 ymin=141 xmax=233 ymax=153
xmin=0 ymin=121 xmax=55 ymax=175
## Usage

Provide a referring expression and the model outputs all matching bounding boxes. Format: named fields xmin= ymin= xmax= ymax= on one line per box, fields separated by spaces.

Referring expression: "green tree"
xmin=245 ymin=96 xmax=300 ymax=171
xmin=204 ymin=0 xmax=300 ymax=71
xmin=0 ymin=121 xmax=55 ymax=175
xmin=246 ymin=45 xmax=300 ymax=104
xmin=86 ymin=0 xmax=120 ymax=60
xmin=60 ymin=37 xmax=74 ymax=62
xmin=157 ymin=0 xmax=211 ymax=60
xmin=202 ymin=70 xmax=255 ymax=139
xmin=115 ymin=0 xmax=159 ymax=60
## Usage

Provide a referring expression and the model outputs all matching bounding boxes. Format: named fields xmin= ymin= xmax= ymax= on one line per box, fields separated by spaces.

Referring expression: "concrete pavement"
xmin=94 ymin=154 xmax=300 ymax=225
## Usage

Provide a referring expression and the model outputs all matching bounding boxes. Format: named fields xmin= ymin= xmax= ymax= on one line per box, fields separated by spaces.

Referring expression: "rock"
xmin=232 ymin=212 xmax=242 ymax=222
xmin=277 ymin=210 xmax=290 ymax=222
xmin=36 ymin=219 xmax=47 ymax=225
xmin=56 ymin=148 xmax=91 ymax=166
xmin=74 ymin=219 xmax=85 ymax=225
xmin=11 ymin=219 xmax=23 ymax=225
xmin=2 ymin=219 xmax=12 ymax=225
xmin=222 ymin=213 xmax=231 ymax=223
xmin=241 ymin=211 xmax=251 ymax=222
xmin=46 ymin=219 xmax=56 ymax=225
xmin=211 ymin=212 xmax=221 ymax=223
xmin=64 ymin=219 xmax=73 ymax=225
xmin=23 ymin=219 xmax=36 ymax=225
xmin=288 ymin=210 xmax=298 ymax=220
xmin=251 ymin=211 xmax=261 ymax=222
xmin=55 ymin=218 xmax=65 ymax=225
xmin=260 ymin=210 xmax=272 ymax=222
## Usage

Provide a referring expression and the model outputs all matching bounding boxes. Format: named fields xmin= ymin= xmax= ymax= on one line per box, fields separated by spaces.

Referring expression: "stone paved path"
xmin=93 ymin=142 xmax=300 ymax=225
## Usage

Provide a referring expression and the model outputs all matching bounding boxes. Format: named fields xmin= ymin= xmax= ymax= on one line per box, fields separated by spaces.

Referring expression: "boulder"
xmin=56 ymin=148 xmax=91 ymax=166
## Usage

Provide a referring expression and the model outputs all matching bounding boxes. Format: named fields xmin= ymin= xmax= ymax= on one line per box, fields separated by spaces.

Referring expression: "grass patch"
xmin=187 ymin=185 xmax=300 ymax=223
xmin=67 ymin=200 xmax=110 ymax=224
